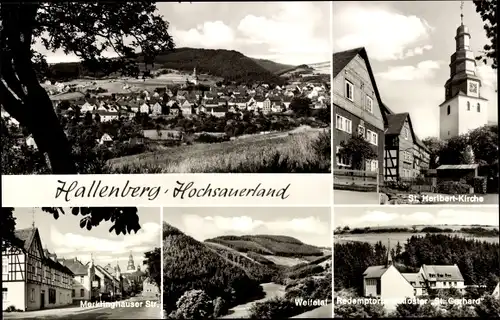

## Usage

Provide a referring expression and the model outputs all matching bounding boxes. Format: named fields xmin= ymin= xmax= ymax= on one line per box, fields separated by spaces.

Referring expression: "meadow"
xmin=107 ymin=129 xmax=330 ymax=173
xmin=335 ymin=232 xmax=499 ymax=252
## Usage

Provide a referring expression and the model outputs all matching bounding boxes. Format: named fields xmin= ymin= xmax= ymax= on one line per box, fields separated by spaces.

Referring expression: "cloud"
xmin=332 ymin=5 xmax=433 ymax=61
xmin=377 ymin=60 xmax=441 ymax=81
xmin=50 ymin=222 xmax=160 ymax=255
xmin=404 ymin=45 xmax=433 ymax=58
xmin=476 ymin=64 xmax=498 ymax=89
xmin=237 ymin=2 xmax=330 ymax=64
xmin=171 ymin=20 xmax=236 ymax=49
xmin=337 ymin=208 xmax=499 ymax=227
xmin=181 ymin=214 xmax=328 ymax=242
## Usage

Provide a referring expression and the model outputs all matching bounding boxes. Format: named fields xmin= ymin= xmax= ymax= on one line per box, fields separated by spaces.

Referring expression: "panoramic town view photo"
xmin=1 ymin=207 xmax=161 ymax=319
xmin=163 ymin=207 xmax=332 ymax=319
xmin=333 ymin=206 xmax=500 ymax=318
xmin=1 ymin=1 xmax=331 ymax=175
xmin=332 ymin=0 xmax=498 ymax=205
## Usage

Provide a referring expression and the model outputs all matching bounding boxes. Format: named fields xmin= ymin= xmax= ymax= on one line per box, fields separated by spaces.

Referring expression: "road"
xmin=4 ymin=297 xmax=161 ymax=320
xmin=334 ymin=190 xmax=380 ymax=205
xmin=220 ymin=283 xmax=286 ymax=319
xmin=292 ymin=304 xmax=332 ymax=318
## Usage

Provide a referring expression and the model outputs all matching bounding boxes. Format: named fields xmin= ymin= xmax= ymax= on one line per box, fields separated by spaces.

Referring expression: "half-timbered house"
xmin=2 ymin=228 xmax=74 ymax=311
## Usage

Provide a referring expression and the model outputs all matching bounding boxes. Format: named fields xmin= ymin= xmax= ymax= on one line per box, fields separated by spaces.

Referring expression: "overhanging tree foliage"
xmin=0 ymin=2 xmax=174 ymax=174
xmin=473 ymin=0 xmax=497 ymax=69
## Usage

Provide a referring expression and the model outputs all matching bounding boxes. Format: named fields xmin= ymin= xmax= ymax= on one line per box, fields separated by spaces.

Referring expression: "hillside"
xmin=48 ymin=47 xmax=287 ymax=84
xmin=277 ymin=64 xmax=315 ymax=77
xmin=163 ymin=223 xmax=265 ymax=313
xmin=250 ymin=58 xmax=296 ymax=74
xmin=204 ymin=234 xmax=324 ymax=257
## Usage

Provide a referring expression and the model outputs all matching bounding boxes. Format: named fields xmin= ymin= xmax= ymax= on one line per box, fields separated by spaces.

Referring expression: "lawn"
xmin=107 ymin=129 xmax=330 ymax=173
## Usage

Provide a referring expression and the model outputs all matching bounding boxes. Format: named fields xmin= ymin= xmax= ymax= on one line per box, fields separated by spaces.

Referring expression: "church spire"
xmin=460 ymin=1 xmax=464 ymax=26
xmin=127 ymin=251 xmax=135 ymax=271
xmin=385 ymin=239 xmax=392 ymax=268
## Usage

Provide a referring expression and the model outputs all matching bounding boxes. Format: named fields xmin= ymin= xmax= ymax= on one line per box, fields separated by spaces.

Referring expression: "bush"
xmin=472 ymin=176 xmax=487 ymax=194
xmin=475 ymin=295 xmax=500 ymax=318
xmin=5 ymin=305 xmax=22 ymax=312
xmin=249 ymin=296 xmax=306 ymax=319
xmin=212 ymin=297 xmax=227 ymax=318
xmin=174 ymin=289 xmax=214 ymax=319
xmin=436 ymin=180 xmax=471 ymax=194
xmin=334 ymin=299 xmax=385 ymax=318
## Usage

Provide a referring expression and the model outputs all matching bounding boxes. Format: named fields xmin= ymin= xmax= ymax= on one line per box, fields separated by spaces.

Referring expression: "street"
xmin=3 ymin=297 xmax=161 ymax=320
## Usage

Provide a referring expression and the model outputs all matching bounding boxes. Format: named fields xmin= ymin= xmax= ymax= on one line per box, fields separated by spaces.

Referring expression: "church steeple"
xmin=385 ymin=239 xmax=392 ymax=268
xmin=127 ymin=251 xmax=135 ymax=271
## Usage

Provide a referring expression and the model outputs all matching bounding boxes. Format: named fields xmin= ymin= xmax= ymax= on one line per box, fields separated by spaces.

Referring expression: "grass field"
xmin=107 ymin=129 xmax=330 ymax=173
xmin=335 ymin=232 xmax=499 ymax=251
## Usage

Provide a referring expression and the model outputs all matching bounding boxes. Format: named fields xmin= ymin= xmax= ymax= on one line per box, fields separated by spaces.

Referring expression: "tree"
xmin=438 ymin=135 xmax=473 ymax=165
xmin=144 ymin=247 xmax=161 ymax=290
xmin=422 ymin=137 xmax=446 ymax=169
xmin=473 ymin=0 xmax=497 ymax=69
xmin=468 ymin=124 xmax=498 ymax=165
xmin=174 ymin=289 xmax=214 ymax=319
xmin=289 ymin=97 xmax=312 ymax=117
xmin=338 ymin=134 xmax=378 ymax=170
xmin=1 ymin=2 xmax=174 ymax=174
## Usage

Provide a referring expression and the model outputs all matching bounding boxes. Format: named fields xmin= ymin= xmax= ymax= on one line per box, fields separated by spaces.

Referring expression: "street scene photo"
xmin=1 ymin=1 xmax=331 ymax=175
xmin=163 ymin=207 xmax=332 ymax=319
xmin=332 ymin=0 xmax=498 ymax=205
xmin=333 ymin=206 xmax=500 ymax=317
xmin=1 ymin=207 xmax=162 ymax=319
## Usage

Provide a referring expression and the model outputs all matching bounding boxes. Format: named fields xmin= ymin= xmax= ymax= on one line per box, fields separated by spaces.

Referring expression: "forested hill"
xmin=48 ymin=47 xmax=290 ymax=84
xmin=150 ymin=47 xmax=287 ymax=84
xmin=204 ymin=234 xmax=325 ymax=257
xmin=250 ymin=58 xmax=296 ymax=74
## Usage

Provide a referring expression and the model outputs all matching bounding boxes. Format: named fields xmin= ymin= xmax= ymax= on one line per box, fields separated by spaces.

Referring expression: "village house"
xmin=263 ymin=97 xmax=282 ymax=114
xmin=363 ymin=247 xmax=466 ymax=310
xmin=94 ymin=264 xmax=121 ymax=300
xmin=493 ymin=282 xmax=499 ymax=298
xmin=332 ymin=47 xmax=387 ymax=178
xmin=382 ymin=106 xmax=430 ymax=180
xmin=180 ymin=100 xmax=194 ymax=115
xmin=139 ymin=103 xmax=150 ymax=114
xmin=2 ymin=228 xmax=74 ymax=311
xmin=58 ymin=257 xmax=97 ymax=303
xmin=80 ymin=102 xmax=96 ymax=113
xmin=151 ymin=102 xmax=163 ymax=116
xmin=142 ymin=278 xmax=159 ymax=298
xmin=99 ymin=133 xmax=113 ymax=145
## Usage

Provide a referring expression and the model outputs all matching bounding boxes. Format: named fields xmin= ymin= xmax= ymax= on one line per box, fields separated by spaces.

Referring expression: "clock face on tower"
xmin=469 ymin=82 xmax=478 ymax=94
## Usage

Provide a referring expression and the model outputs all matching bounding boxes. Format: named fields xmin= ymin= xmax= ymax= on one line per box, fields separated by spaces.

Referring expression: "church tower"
xmin=439 ymin=2 xmax=488 ymax=140
xmin=127 ymin=251 xmax=135 ymax=271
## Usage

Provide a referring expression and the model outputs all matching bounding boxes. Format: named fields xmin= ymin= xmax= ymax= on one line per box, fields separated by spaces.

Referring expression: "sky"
xmin=12 ymin=207 xmax=161 ymax=271
xmin=37 ymin=2 xmax=330 ymax=66
xmin=333 ymin=206 xmax=499 ymax=228
xmin=164 ymin=207 xmax=331 ymax=247
xmin=332 ymin=1 xmax=498 ymax=139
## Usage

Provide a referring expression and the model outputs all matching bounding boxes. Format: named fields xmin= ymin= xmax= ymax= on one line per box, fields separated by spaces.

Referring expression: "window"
xmin=404 ymin=128 xmax=409 ymax=140
xmin=2 ymin=257 xmax=7 ymax=275
xmin=336 ymin=114 xmax=352 ymax=133
xmin=365 ymin=96 xmax=373 ymax=113
xmin=80 ymin=276 xmax=84 ymax=283
xmin=447 ymin=105 xmax=450 ymax=115
xmin=80 ymin=289 xmax=84 ymax=297
xmin=336 ymin=146 xmax=351 ymax=167
xmin=31 ymin=288 xmax=35 ymax=302
xmin=345 ymin=80 xmax=354 ymax=101
xmin=48 ymin=288 xmax=56 ymax=304
xmin=2 ymin=289 xmax=7 ymax=301
xmin=467 ymin=101 xmax=470 ymax=111
xmin=376 ymin=279 xmax=381 ymax=295
xmin=72 ymin=289 xmax=75 ymax=297
xmin=366 ymin=129 xmax=378 ymax=145
xmin=358 ymin=125 xmax=365 ymax=138
xmin=477 ymin=103 xmax=481 ymax=112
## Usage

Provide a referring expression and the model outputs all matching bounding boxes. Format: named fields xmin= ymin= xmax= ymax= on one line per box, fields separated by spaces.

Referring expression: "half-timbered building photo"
xmin=2 ymin=207 xmax=162 ymax=320
xmin=332 ymin=1 xmax=498 ymax=206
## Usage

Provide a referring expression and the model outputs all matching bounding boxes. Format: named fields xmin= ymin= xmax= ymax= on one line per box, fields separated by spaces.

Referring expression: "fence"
xmin=334 ymin=169 xmax=378 ymax=192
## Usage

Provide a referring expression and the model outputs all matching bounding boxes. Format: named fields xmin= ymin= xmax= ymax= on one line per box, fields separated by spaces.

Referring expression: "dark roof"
xmin=363 ymin=265 xmax=389 ymax=278
xmin=44 ymin=257 xmax=74 ymax=276
xmin=385 ymin=113 xmax=409 ymax=135
xmin=332 ymin=47 xmax=364 ymax=78
xmin=14 ymin=228 xmax=37 ymax=251
xmin=58 ymin=258 xmax=89 ymax=276
xmin=332 ymin=47 xmax=388 ymax=126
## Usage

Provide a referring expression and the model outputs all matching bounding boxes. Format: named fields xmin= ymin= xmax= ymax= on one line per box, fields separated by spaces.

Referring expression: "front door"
xmin=40 ymin=291 xmax=45 ymax=309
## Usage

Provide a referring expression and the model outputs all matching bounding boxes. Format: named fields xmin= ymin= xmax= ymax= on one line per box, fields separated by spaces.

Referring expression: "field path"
xmin=219 ymin=283 xmax=285 ymax=319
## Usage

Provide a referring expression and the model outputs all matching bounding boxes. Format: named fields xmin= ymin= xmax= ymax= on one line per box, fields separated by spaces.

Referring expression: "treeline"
xmin=334 ymin=234 xmax=500 ymax=295
xmin=335 ymin=225 xmax=498 ymax=235
xmin=205 ymin=235 xmax=324 ymax=257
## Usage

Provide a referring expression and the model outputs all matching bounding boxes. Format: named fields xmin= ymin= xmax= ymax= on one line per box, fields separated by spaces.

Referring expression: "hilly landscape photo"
xmin=1 ymin=2 xmax=331 ymax=175
xmin=163 ymin=207 xmax=332 ymax=319
xmin=333 ymin=206 xmax=500 ymax=318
